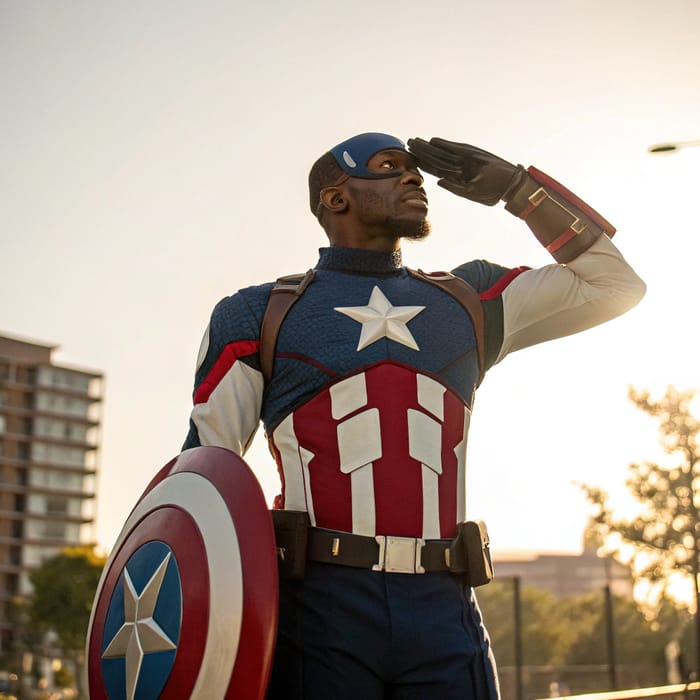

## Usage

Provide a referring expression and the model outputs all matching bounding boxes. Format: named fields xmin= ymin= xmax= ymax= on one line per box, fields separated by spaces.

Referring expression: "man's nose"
xmin=400 ymin=168 xmax=424 ymax=186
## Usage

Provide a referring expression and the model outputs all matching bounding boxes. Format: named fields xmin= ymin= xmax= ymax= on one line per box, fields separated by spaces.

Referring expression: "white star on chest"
xmin=335 ymin=286 xmax=425 ymax=351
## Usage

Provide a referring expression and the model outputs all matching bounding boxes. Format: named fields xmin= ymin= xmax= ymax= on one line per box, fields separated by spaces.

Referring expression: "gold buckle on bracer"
xmin=527 ymin=187 xmax=587 ymax=235
xmin=372 ymin=535 xmax=426 ymax=574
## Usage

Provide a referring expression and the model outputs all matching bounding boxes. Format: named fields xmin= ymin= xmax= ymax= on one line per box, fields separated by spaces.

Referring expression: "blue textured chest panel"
xmin=262 ymin=269 xmax=480 ymax=429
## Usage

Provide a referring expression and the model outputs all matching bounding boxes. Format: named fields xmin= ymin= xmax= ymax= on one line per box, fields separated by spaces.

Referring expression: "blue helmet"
xmin=329 ymin=132 xmax=407 ymax=179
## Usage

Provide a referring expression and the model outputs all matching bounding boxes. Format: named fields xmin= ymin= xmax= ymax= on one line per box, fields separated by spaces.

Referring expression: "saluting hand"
xmin=407 ymin=137 xmax=525 ymax=206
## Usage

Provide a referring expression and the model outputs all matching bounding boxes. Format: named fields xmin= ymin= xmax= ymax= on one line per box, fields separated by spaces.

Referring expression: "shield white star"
xmin=335 ymin=286 xmax=425 ymax=351
xmin=102 ymin=552 xmax=177 ymax=700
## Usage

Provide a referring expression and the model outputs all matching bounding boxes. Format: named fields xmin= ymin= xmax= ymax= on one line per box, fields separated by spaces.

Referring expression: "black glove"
xmin=407 ymin=137 xmax=525 ymax=206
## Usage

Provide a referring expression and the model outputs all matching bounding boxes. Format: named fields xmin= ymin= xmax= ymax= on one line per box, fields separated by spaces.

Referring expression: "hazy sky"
xmin=2 ymin=0 xmax=699 ymax=556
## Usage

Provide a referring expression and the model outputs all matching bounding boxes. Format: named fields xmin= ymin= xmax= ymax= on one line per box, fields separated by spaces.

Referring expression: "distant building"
xmin=0 ymin=333 xmax=103 ymax=651
xmin=493 ymin=546 xmax=633 ymax=599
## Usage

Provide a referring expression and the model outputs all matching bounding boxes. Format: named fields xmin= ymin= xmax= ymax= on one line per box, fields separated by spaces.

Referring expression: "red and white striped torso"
xmin=269 ymin=362 xmax=470 ymax=539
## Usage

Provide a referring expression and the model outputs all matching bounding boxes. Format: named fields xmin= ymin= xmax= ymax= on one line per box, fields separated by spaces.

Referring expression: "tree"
xmin=563 ymin=592 xmax=670 ymax=667
xmin=476 ymin=579 xmax=673 ymax=693
xmin=478 ymin=579 xmax=565 ymax=666
xmin=581 ymin=385 xmax=700 ymax=671
xmin=28 ymin=546 xmax=106 ymax=698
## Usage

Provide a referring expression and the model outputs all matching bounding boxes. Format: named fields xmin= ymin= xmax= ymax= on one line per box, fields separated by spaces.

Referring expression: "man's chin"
xmin=390 ymin=217 xmax=431 ymax=241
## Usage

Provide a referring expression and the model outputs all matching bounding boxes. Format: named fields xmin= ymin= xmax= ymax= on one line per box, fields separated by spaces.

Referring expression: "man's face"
xmin=345 ymin=149 xmax=430 ymax=241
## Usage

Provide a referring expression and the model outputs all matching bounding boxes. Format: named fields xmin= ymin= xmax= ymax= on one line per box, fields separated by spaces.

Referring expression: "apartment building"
xmin=0 ymin=333 xmax=103 ymax=650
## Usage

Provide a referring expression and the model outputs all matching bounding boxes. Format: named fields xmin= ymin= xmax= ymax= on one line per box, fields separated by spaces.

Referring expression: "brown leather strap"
xmin=259 ymin=270 xmax=316 ymax=384
xmin=407 ymin=268 xmax=485 ymax=386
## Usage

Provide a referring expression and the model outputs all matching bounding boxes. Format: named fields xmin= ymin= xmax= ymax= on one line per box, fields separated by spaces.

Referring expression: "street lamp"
xmin=648 ymin=139 xmax=700 ymax=154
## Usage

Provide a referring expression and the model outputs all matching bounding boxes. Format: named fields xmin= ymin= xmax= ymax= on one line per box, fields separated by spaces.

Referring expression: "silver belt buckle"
xmin=372 ymin=535 xmax=426 ymax=574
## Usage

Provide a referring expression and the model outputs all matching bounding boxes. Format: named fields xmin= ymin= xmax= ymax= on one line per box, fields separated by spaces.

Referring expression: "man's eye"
xmin=380 ymin=161 xmax=394 ymax=169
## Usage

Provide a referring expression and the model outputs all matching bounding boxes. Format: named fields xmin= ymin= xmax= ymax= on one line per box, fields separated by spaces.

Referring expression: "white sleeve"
xmin=186 ymin=309 xmax=265 ymax=456
xmin=495 ymin=235 xmax=646 ymax=364
xmin=190 ymin=360 xmax=264 ymax=456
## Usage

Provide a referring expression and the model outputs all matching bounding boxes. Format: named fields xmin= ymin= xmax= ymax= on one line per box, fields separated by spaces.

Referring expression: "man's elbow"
xmin=610 ymin=271 xmax=647 ymax=318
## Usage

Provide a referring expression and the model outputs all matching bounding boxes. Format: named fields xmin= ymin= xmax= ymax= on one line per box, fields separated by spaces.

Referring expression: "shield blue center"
xmin=100 ymin=540 xmax=182 ymax=700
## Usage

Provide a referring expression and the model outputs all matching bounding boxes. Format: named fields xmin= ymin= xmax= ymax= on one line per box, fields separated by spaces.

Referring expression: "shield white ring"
xmin=92 ymin=470 xmax=243 ymax=699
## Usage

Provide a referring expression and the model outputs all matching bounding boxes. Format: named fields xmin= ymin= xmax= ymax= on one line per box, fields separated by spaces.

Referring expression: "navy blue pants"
xmin=266 ymin=562 xmax=500 ymax=699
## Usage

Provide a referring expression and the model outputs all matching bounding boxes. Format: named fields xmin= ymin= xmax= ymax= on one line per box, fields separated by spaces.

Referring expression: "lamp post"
xmin=647 ymin=137 xmax=700 ymax=679
xmin=513 ymin=576 xmax=523 ymax=700
xmin=648 ymin=139 xmax=700 ymax=154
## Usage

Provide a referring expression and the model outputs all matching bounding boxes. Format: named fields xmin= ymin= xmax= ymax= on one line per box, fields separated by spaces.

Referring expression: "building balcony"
xmin=0 ymin=377 xmax=36 ymax=392
xmin=0 ymin=456 xmax=98 ymax=476
xmin=1 ymin=431 xmax=100 ymax=452
xmin=22 ymin=433 xmax=100 ymax=451
xmin=0 ymin=404 xmax=100 ymax=427
xmin=0 ymin=534 xmax=82 ymax=550
xmin=0 ymin=534 xmax=95 ymax=550
xmin=33 ymin=381 xmax=103 ymax=402
xmin=0 ymin=562 xmax=23 ymax=576
xmin=0 ymin=509 xmax=94 ymax=526
xmin=0 ymin=481 xmax=96 ymax=500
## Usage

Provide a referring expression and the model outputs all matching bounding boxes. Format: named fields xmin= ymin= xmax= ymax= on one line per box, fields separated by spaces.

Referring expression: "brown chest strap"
xmin=259 ymin=267 xmax=485 ymax=386
xmin=259 ymin=270 xmax=316 ymax=384
xmin=406 ymin=268 xmax=485 ymax=387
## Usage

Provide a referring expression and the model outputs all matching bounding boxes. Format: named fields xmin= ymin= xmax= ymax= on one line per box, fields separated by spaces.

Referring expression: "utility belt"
xmin=271 ymin=510 xmax=494 ymax=587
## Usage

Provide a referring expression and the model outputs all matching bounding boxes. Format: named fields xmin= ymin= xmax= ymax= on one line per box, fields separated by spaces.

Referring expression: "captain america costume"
xmin=182 ymin=241 xmax=642 ymax=699
xmin=184 ymin=247 xmax=494 ymax=536
xmin=182 ymin=132 xmax=646 ymax=699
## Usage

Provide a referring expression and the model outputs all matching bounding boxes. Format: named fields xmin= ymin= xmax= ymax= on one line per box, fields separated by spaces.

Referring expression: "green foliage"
xmin=564 ymin=592 xmax=671 ymax=666
xmin=477 ymin=581 xmax=565 ymax=665
xmin=28 ymin=546 xmax=106 ymax=653
xmin=581 ymin=386 xmax=700 ymax=601
xmin=53 ymin=664 xmax=75 ymax=689
xmin=477 ymin=579 xmax=692 ymax=680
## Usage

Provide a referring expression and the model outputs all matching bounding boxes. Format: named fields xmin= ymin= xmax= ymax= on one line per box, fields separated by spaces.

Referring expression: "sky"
xmin=2 ymin=0 xmax=699 ymax=557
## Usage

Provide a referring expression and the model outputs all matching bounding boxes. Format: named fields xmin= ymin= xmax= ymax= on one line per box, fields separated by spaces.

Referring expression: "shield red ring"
xmin=86 ymin=447 xmax=278 ymax=699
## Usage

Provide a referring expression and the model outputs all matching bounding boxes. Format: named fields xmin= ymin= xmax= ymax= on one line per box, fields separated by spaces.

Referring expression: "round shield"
xmin=86 ymin=446 xmax=279 ymax=699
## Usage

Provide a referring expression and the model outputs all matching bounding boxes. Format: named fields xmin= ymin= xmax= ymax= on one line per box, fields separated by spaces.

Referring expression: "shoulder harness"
xmin=259 ymin=267 xmax=485 ymax=388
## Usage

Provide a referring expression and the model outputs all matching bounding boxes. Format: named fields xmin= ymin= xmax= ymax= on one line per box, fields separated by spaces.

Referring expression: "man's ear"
xmin=319 ymin=186 xmax=348 ymax=214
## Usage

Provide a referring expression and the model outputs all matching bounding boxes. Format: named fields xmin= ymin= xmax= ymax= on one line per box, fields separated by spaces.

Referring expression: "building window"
xmin=44 ymin=521 xmax=67 ymax=539
xmin=28 ymin=469 xmax=82 ymax=491
xmin=17 ymin=367 xmax=36 ymax=385
xmin=45 ymin=496 xmax=69 ymax=515
xmin=37 ymin=366 xmax=91 ymax=392
xmin=19 ymin=572 xmax=32 ymax=596
xmin=6 ymin=574 xmax=18 ymax=596
xmin=33 ymin=418 xmax=88 ymax=442
xmin=31 ymin=442 xmax=85 ymax=467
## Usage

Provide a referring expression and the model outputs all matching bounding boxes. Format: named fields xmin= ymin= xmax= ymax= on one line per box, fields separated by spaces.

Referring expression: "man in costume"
xmin=182 ymin=133 xmax=645 ymax=699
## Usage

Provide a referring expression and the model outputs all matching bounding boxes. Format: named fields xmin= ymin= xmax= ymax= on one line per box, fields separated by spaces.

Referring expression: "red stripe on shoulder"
xmin=193 ymin=339 xmax=259 ymax=405
xmin=479 ymin=266 xmax=530 ymax=301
